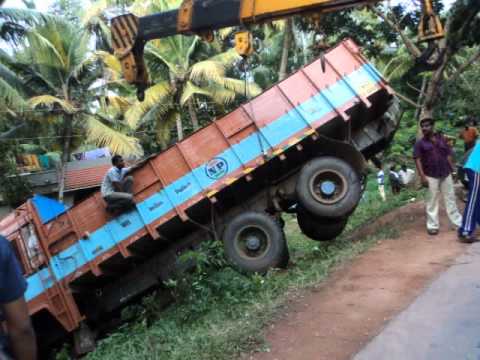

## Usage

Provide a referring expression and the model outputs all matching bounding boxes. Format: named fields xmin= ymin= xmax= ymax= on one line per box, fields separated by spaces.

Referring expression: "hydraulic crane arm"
xmin=111 ymin=0 xmax=380 ymax=94
xmin=111 ymin=0 xmax=444 ymax=99
xmin=126 ymin=0 xmax=379 ymax=41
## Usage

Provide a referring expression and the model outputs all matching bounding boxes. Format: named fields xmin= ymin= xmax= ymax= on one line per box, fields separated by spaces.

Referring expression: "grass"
xmin=78 ymin=179 xmax=420 ymax=360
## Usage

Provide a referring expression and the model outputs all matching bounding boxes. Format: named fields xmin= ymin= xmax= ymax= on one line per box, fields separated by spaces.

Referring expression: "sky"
xmin=3 ymin=0 xmax=456 ymax=13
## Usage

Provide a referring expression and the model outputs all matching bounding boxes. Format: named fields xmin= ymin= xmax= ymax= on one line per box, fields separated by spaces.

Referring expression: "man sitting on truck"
xmin=0 ymin=235 xmax=37 ymax=360
xmin=101 ymin=155 xmax=136 ymax=212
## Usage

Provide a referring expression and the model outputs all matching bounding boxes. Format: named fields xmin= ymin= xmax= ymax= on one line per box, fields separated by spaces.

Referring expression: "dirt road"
xmin=242 ymin=202 xmax=467 ymax=360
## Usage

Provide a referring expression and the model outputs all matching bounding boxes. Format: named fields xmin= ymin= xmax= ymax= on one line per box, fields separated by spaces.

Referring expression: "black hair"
xmin=371 ymin=157 xmax=382 ymax=169
xmin=112 ymin=154 xmax=123 ymax=165
xmin=466 ymin=116 xmax=477 ymax=126
xmin=420 ymin=117 xmax=434 ymax=126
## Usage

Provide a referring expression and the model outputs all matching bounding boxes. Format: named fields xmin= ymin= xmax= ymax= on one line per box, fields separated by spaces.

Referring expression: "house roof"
xmin=64 ymin=158 xmax=111 ymax=192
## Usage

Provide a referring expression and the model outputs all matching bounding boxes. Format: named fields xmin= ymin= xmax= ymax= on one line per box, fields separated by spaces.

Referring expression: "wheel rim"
xmin=308 ymin=169 xmax=348 ymax=205
xmin=234 ymin=225 xmax=271 ymax=260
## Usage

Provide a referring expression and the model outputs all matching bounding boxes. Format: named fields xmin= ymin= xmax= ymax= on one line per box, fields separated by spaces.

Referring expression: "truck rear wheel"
xmin=223 ymin=211 xmax=289 ymax=274
xmin=296 ymin=206 xmax=347 ymax=241
xmin=296 ymin=156 xmax=361 ymax=218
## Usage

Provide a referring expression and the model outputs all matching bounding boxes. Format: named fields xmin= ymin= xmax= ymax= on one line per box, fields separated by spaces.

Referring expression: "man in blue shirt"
xmin=0 ymin=236 xmax=36 ymax=359
xmin=459 ymin=141 xmax=480 ymax=242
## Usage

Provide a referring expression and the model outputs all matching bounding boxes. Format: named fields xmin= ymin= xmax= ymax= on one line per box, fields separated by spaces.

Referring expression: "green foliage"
xmin=384 ymin=109 xmax=418 ymax=164
xmin=84 ymin=178 xmax=417 ymax=360
xmin=437 ymin=47 xmax=480 ymax=123
xmin=0 ymin=142 xmax=32 ymax=207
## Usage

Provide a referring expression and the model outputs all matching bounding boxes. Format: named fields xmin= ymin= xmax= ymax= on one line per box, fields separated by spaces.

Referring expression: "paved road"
xmin=354 ymin=242 xmax=480 ymax=360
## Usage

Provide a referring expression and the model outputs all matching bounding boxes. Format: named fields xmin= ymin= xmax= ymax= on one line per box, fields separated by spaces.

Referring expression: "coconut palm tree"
xmin=0 ymin=17 xmax=142 ymax=200
xmin=115 ymin=0 xmax=261 ymax=146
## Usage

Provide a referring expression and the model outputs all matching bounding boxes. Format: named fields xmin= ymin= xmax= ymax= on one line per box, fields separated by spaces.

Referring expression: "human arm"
xmin=0 ymin=237 xmax=36 ymax=360
xmin=415 ymin=158 xmax=428 ymax=187
xmin=444 ymin=136 xmax=456 ymax=175
xmin=413 ymin=142 xmax=428 ymax=187
xmin=447 ymin=155 xmax=456 ymax=175
xmin=2 ymin=298 xmax=36 ymax=360
xmin=105 ymin=169 xmax=125 ymax=192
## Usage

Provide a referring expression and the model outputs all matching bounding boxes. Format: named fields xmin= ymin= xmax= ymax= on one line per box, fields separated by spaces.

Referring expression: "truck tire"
xmin=223 ymin=211 xmax=289 ymax=274
xmin=296 ymin=156 xmax=361 ymax=218
xmin=296 ymin=206 xmax=347 ymax=241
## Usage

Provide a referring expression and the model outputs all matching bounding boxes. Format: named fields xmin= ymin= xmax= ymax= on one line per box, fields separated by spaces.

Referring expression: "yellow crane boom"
xmin=111 ymin=0 xmax=444 ymax=98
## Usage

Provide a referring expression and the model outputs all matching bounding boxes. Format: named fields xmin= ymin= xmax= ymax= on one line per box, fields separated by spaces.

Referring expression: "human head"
xmin=111 ymin=154 xmax=125 ymax=169
xmin=371 ymin=157 xmax=382 ymax=170
xmin=401 ymin=164 xmax=407 ymax=171
xmin=420 ymin=117 xmax=434 ymax=137
xmin=390 ymin=165 xmax=396 ymax=171
xmin=466 ymin=116 xmax=477 ymax=127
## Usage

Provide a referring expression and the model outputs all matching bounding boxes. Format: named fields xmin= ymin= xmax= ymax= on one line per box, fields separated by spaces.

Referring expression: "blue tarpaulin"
xmin=32 ymin=194 xmax=69 ymax=224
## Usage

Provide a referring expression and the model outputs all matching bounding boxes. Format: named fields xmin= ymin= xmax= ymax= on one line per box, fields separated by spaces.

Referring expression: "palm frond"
xmin=85 ymin=115 xmax=144 ymax=157
xmin=44 ymin=20 xmax=69 ymax=64
xmin=125 ymin=81 xmax=172 ymax=128
xmin=208 ymin=48 xmax=241 ymax=65
xmin=185 ymin=36 xmax=200 ymax=67
xmin=155 ymin=109 xmax=179 ymax=147
xmin=0 ymin=77 xmax=28 ymax=111
xmin=96 ymin=19 xmax=112 ymax=48
xmin=0 ymin=7 xmax=51 ymax=25
xmin=104 ymin=94 xmax=131 ymax=113
xmin=139 ymin=101 xmax=174 ymax=130
xmin=25 ymin=28 xmax=65 ymax=68
xmin=179 ymin=81 xmax=212 ymax=105
xmin=145 ymin=45 xmax=181 ymax=76
xmin=28 ymin=95 xmax=76 ymax=114
xmin=95 ymin=50 xmax=122 ymax=76
xmin=207 ymin=86 xmax=237 ymax=104
xmin=69 ymin=32 xmax=93 ymax=80
xmin=0 ymin=8 xmax=52 ymax=41
xmin=218 ymin=77 xmax=262 ymax=97
xmin=0 ymin=62 xmax=27 ymax=94
xmin=189 ymin=50 xmax=241 ymax=84
xmin=189 ymin=59 xmax=226 ymax=83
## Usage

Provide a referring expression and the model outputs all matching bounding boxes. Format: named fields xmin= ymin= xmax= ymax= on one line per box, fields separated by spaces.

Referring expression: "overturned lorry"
xmin=0 ymin=39 xmax=400 ymax=353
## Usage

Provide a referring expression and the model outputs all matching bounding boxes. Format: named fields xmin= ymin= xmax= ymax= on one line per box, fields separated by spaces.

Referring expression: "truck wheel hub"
xmin=246 ymin=236 xmax=261 ymax=251
xmin=310 ymin=169 xmax=348 ymax=205
xmin=320 ymin=180 xmax=336 ymax=196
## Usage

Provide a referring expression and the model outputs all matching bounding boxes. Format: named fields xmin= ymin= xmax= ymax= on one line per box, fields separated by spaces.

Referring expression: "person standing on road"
xmin=458 ymin=140 xmax=480 ymax=242
xmin=459 ymin=117 xmax=478 ymax=152
xmin=375 ymin=161 xmax=386 ymax=202
xmin=0 ymin=236 xmax=37 ymax=360
xmin=389 ymin=165 xmax=402 ymax=194
xmin=414 ymin=117 xmax=462 ymax=235
xmin=399 ymin=164 xmax=415 ymax=186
